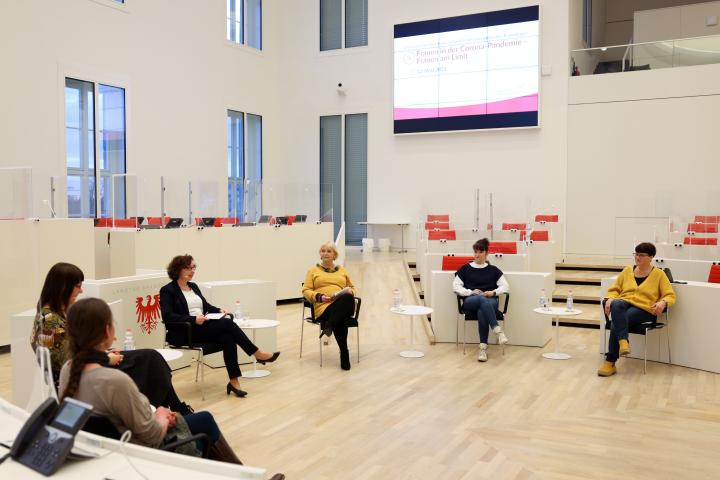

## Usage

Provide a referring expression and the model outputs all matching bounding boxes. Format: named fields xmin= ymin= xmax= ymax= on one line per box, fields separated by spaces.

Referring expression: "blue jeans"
xmin=605 ymin=300 xmax=656 ymax=362
xmin=462 ymin=295 xmax=499 ymax=344
xmin=184 ymin=411 xmax=221 ymax=452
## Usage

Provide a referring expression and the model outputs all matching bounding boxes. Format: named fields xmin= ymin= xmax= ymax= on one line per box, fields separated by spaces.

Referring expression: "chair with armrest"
xmin=708 ymin=263 xmax=720 ymax=283
xmin=601 ymin=295 xmax=670 ymax=374
xmin=82 ymin=415 xmax=209 ymax=458
xmin=162 ymin=319 xmax=225 ymax=400
xmin=300 ymin=292 xmax=361 ymax=366
xmin=456 ymin=293 xmax=510 ymax=354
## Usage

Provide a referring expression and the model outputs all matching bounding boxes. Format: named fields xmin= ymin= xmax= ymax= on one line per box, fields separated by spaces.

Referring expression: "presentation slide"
xmin=394 ymin=6 xmax=539 ymax=134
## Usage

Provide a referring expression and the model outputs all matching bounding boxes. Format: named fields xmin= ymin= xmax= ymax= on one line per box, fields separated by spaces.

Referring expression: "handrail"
xmin=621 ymin=36 xmax=633 ymax=72
xmin=570 ymin=33 xmax=720 ymax=53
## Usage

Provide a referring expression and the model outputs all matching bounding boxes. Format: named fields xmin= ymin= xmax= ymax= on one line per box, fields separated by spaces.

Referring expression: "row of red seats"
xmin=424 ymin=215 xmax=559 ymax=232
xmin=683 ymin=237 xmax=718 ymax=245
xmin=428 ymin=229 xmax=549 ymax=242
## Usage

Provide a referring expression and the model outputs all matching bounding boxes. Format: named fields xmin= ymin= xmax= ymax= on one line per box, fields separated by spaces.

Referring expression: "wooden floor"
xmin=2 ymin=250 xmax=720 ymax=479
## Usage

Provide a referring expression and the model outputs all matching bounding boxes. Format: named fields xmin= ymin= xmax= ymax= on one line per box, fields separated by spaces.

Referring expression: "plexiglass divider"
xmin=0 ymin=167 xmax=33 ymax=219
xmin=190 ymin=180 xmax=222 ymax=225
xmin=261 ymin=181 xmax=333 ymax=225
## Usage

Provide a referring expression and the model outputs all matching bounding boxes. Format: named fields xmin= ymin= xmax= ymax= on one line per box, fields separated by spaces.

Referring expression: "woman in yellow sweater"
xmin=302 ymin=242 xmax=357 ymax=370
xmin=598 ymin=242 xmax=676 ymax=377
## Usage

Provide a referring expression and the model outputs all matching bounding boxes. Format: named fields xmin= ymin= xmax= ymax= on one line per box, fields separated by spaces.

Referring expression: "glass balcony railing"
xmin=571 ymin=34 xmax=720 ymax=76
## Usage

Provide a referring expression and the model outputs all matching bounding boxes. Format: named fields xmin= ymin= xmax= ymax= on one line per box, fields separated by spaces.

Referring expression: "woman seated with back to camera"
xmin=598 ymin=242 xmax=676 ymax=377
xmin=302 ymin=241 xmax=357 ymax=371
xmin=30 ymin=262 xmax=193 ymax=415
xmin=159 ymin=255 xmax=279 ymax=398
xmin=58 ymin=297 xmax=243 ymax=464
xmin=453 ymin=238 xmax=510 ymax=363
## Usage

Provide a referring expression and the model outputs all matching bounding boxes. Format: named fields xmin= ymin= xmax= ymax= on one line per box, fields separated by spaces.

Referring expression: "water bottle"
xmin=392 ymin=289 xmax=402 ymax=310
xmin=539 ymin=289 xmax=549 ymax=311
xmin=123 ymin=329 xmax=135 ymax=351
xmin=234 ymin=300 xmax=245 ymax=325
xmin=566 ymin=290 xmax=574 ymax=311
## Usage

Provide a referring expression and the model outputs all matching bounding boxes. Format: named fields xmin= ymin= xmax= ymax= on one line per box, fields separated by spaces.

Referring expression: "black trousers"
xmin=191 ymin=318 xmax=259 ymax=379
xmin=116 ymin=349 xmax=184 ymax=411
xmin=317 ymin=294 xmax=355 ymax=352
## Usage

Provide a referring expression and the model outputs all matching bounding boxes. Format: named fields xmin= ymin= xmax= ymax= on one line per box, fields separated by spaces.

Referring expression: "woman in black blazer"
xmin=159 ymin=255 xmax=280 ymax=397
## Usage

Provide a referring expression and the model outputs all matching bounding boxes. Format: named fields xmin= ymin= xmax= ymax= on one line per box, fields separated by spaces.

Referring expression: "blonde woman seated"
xmin=302 ymin=242 xmax=357 ymax=370
xmin=598 ymin=242 xmax=676 ymax=377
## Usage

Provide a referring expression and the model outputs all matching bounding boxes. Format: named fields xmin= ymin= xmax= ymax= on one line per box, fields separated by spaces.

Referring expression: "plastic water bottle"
xmin=392 ymin=289 xmax=402 ymax=310
xmin=123 ymin=329 xmax=135 ymax=351
xmin=566 ymin=290 xmax=574 ymax=311
xmin=539 ymin=289 xmax=549 ymax=311
xmin=234 ymin=300 xmax=245 ymax=325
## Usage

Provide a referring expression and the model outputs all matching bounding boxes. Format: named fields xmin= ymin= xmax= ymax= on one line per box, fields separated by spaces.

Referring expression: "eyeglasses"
xmin=185 ymin=264 xmax=198 ymax=270
xmin=632 ymin=253 xmax=651 ymax=257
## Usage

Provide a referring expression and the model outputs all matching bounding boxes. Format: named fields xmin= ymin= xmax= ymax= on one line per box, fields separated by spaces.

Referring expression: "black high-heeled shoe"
xmin=256 ymin=351 xmax=280 ymax=365
xmin=226 ymin=383 xmax=248 ymax=397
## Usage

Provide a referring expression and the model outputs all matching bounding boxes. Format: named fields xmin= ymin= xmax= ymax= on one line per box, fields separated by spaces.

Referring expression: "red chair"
xmin=441 ymin=256 xmax=473 ymax=271
xmin=530 ymin=230 xmax=549 ymax=241
xmin=488 ymin=242 xmax=517 ymax=254
xmin=147 ymin=216 xmax=170 ymax=225
xmin=708 ymin=264 xmax=720 ymax=283
xmin=684 ymin=237 xmax=718 ymax=245
xmin=428 ymin=230 xmax=456 ymax=241
xmin=694 ymin=215 xmax=720 ymax=224
xmin=214 ymin=217 xmax=238 ymax=227
xmin=94 ymin=218 xmax=113 ymax=227
xmin=427 ymin=214 xmax=450 ymax=223
xmin=534 ymin=214 xmax=559 ymax=222
xmin=112 ymin=218 xmax=138 ymax=228
xmin=425 ymin=222 xmax=450 ymax=230
xmin=502 ymin=223 xmax=527 ymax=231
xmin=687 ymin=223 xmax=718 ymax=233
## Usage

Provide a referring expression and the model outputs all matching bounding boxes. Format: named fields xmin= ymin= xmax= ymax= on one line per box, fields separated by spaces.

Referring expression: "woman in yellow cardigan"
xmin=598 ymin=242 xmax=676 ymax=377
xmin=303 ymin=242 xmax=357 ymax=370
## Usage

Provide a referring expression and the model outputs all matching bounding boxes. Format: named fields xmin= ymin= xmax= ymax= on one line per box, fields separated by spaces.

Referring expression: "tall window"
xmin=320 ymin=113 xmax=367 ymax=244
xmin=227 ymin=110 xmax=262 ymax=221
xmin=227 ymin=0 xmax=262 ymax=50
xmin=321 ymin=0 xmax=368 ymax=51
xmin=65 ymin=78 xmax=126 ymax=218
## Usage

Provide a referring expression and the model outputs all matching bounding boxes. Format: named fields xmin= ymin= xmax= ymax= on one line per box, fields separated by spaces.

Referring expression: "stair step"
xmin=556 ymin=263 xmax=623 ymax=271
xmin=553 ymin=284 xmax=600 ymax=302
xmin=413 ymin=274 xmax=420 ymax=281
xmin=550 ymin=302 xmax=601 ymax=326
xmin=407 ymin=262 xmax=416 ymax=268
xmin=555 ymin=270 xmax=615 ymax=283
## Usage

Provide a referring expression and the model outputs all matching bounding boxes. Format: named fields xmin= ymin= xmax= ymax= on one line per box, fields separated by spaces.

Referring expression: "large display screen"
xmin=393 ymin=6 xmax=539 ymax=134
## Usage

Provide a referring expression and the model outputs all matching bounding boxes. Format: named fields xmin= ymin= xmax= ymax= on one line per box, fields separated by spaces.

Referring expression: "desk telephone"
xmin=10 ymin=397 xmax=93 ymax=476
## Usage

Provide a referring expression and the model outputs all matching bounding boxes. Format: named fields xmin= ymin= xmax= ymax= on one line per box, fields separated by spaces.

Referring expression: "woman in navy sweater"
xmin=453 ymin=238 xmax=510 ymax=362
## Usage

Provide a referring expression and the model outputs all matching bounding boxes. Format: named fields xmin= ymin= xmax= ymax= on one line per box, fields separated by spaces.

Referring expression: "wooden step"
xmin=555 ymin=270 xmax=615 ymax=284
xmin=552 ymin=284 xmax=600 ymax=302
xmin=556 ymin=262 xmax=624 ymax=271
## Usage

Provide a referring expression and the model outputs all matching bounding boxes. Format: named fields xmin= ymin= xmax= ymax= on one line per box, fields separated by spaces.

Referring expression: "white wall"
xmin=635 ymin=1 xmax=720 ymax=42
xmin=567 ymin=63 xmax=720 ymax=257
xmin=274 ymin=0 xmax=570 ymax=236
xmin=0 ymin=0 xmax=281 ymax=219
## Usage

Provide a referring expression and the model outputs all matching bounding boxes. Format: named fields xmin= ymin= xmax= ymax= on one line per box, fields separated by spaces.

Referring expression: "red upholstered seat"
xmin=687 ymin=223 xmax=718 ymax=233
xmin=441 ymin=256 xmax=473 ymax=271
xmin=94 ymin=218 xmax=112 ymax=227
xmin=112 ymin=218 xmax=138 ymax=228
xmin=694 ymin=215 xmax=720 ymax=224
xmin=535 ymin=214 xmax=559 ymax=222
xmin=425 ymin=222 xmax=450 ymax=230
xmin=427 ymin=214 xmax=450 ymax=223
xmin=214 ymin=217 xmax=238 ymax=226
xmin=708 ymin=264 xmax=720 ymax=283
xmin=428 ymin=230 xmax=456 ymax=241
xmin=488 ymin=242 xmax=517 ymax=254
xmin=146 ymin=216 xmax=169 ymax=225
xmin=502 ymin=223 xmax=527 ymax=230
xmin=530 ymin=230 xmax=549 ymax=241
xmin=684 ymin=237 xmax=718 ymax=245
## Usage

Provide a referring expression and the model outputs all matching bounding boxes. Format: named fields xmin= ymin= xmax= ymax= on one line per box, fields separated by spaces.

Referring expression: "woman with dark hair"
xmin=453 ymin=238 xmax=510 ymax=363
xmin=159 ymin=255 xmax=280 ymax=397
xmin=302 ymin=241 xmax=357 ymax=370
xmin=30 ymin=262 xmax=193 ymax=414
xmin=58 ymin=298 xmax=242 ymax=464
xmin=598 ymin=242 xmax=676 ymax=377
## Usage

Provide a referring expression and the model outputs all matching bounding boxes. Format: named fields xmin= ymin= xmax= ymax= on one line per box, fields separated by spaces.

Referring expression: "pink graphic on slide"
xmin=394 ymin=93 xmax=538 ymax=120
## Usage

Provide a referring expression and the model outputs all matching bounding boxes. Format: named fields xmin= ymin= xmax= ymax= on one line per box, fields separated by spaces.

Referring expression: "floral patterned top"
xmin=30 ymin=307 xmax=68 ymax=381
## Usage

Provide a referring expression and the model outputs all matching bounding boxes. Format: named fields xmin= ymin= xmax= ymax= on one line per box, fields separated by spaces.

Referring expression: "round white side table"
xmin=533 ymin=307 xmax=582 ymax=360
xmin=391 ymin=305 xmax=433 ymax=358
xmin=234 ymin=318 xmax=280 ymax=377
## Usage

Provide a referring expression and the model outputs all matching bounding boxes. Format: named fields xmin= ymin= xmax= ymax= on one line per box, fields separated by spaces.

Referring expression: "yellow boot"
xmin=619 ymin=339 xmax=631 ymax=356
xmin=597 ymin=361 xmax=617 ymax=377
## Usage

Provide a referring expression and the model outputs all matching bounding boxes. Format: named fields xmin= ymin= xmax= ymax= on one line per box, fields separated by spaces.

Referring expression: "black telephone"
xmin=10 ymin=397 xmax=94 ymax=476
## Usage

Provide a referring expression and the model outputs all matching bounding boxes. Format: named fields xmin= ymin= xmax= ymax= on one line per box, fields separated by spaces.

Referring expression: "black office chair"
xmin=82 ymin=415 xmax=210 ymax=458
xmin=456 ymin=293 xmax=510 ymax=355
xmin=601 ymin=298 xmax=670 ymax=374
xmin=162 ymin=318 xmax=225 ymax=400
xmin=300 ymin=295 xmax=361 ymax=366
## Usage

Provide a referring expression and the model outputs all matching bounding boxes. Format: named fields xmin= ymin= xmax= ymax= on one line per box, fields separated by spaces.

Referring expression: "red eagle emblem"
xmin=136 ymin=294 xmax=161 ymax=334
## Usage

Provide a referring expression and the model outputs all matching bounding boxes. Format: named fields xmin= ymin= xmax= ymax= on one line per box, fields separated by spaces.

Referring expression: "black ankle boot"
xmin=340 ymin=349 xmax=350 ymax=370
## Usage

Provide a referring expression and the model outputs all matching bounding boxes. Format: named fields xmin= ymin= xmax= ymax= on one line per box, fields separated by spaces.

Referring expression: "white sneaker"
xmin=478 ymin=344 xmax=488 ymax=362
xmin=493 ymin=326 xmax=509 ymax=345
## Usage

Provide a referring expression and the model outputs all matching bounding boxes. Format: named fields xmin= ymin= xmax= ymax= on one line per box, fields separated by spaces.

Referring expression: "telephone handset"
xmin=10 ymin=397 xmax=93 ymax=476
